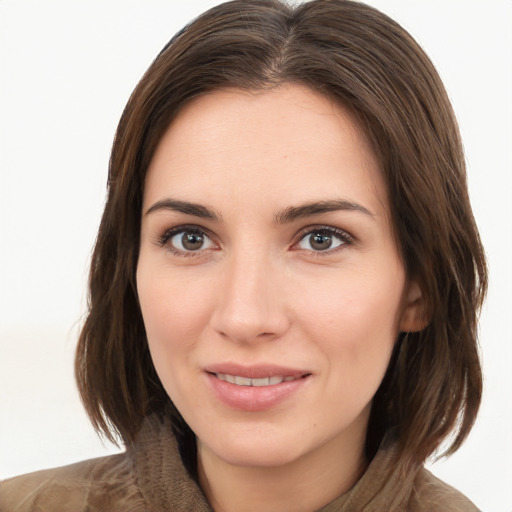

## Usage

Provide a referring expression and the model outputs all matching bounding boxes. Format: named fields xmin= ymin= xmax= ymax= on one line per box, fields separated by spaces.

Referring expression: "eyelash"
xmin=155 ymin=224 xmax=354 ymax=258
xmin=294 ymin=225 xmax=354 ymax=257
xmin=156 ymin=225 xmax=215 ymax=258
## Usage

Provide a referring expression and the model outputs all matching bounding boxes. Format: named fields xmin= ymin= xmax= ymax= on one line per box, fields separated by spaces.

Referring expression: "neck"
xmin=197 ymin=423 xmax=368 ymax=512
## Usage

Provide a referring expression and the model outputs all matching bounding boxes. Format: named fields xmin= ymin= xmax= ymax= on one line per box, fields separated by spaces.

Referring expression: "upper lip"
xmin=204 ymin=363 xmax=311 ymax=379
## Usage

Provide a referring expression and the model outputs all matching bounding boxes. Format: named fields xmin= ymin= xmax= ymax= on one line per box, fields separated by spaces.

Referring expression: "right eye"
xmin=158 ymin=226 xmax=216 ymax=256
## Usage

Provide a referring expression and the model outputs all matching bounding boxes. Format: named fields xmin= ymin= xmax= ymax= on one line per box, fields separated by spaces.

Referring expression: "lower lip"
xmin=206 ymin=373 xmax=310 ymax=412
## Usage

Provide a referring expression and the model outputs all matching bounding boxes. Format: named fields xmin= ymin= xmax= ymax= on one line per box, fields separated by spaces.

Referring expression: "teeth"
xmin=216 ymin=373 xmax=294 ymax=386
xmin=234 ymin=376 xmax=252 ymax=386
xmin=251 ymin=377 xmax=269 ymax=387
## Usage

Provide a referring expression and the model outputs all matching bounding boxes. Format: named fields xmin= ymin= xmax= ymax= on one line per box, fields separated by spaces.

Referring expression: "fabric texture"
xmin=0 ymin=414 xmax=480 ymax=512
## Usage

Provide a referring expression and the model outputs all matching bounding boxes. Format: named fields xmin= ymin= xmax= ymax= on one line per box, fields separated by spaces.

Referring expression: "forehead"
xmin=144 ymin=84 xmax=387 ymax=216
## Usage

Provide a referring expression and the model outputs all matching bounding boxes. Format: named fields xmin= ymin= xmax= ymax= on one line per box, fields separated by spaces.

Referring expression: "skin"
xmin=137 ymin=84 xmax=424 ymax=512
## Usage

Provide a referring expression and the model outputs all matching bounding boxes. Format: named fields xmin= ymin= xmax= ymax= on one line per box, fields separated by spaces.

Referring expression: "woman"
xmin=0 ymin=0 xmax=487 ymax=510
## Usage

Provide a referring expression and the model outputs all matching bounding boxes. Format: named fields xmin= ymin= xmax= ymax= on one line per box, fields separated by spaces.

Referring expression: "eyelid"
xmin=154 ymin=223 xmax=354 ymax=258
xmin=292 ymin=224 xmax=355 ymax=254
xmin=155 ymin=224 xmax=218 ymax=255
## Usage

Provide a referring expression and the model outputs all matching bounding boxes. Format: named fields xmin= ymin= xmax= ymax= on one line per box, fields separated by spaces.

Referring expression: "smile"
xmin=214 ymin=374 xmax=300 ymax=386
xmin=206 ymin=368 xmax=311 ymax=411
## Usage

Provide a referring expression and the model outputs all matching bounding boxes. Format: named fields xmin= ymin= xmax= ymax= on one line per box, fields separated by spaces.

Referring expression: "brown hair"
xmin=76 ymin=0 xmax=487 ymax=472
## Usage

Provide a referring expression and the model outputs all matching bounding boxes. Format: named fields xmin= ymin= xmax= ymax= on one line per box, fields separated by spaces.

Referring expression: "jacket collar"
xmin=130 ymin=414 xmax=420 ymax=511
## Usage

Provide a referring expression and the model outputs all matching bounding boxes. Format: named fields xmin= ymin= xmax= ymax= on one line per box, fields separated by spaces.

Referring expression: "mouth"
xmin=212 ymin=373 xmax=308 ymax=387
xmin=204 ymin=365 xmax=312 ymax=411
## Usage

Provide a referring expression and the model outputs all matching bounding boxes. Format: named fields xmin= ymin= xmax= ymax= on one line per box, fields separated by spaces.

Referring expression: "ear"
xmin=399 ymin=280 xmax=429 ymax=333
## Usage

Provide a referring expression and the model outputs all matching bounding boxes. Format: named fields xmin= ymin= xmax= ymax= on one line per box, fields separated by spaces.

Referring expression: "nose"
xmin=211 ymin=249 xmax=290 ymax=344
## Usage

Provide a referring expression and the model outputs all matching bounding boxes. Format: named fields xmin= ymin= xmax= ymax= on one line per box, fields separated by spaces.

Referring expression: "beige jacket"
xmin=0 ymin=415 xmax=480 ymax=512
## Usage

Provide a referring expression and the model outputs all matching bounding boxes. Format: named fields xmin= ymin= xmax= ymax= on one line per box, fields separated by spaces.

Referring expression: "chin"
xmin=212 ymin=438 xmax=302 ymax=468
xmin=197 ymin=421 xmax=308 ymax=468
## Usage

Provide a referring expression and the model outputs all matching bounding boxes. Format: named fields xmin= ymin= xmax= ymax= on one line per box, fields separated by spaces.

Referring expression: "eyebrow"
xmin=275 ymin=200 xmax=374 ymax=224
xmin=145 ymin=199 xmax=221 ymax=220
xmin=145 ymin=198 xmax=374 ymax=223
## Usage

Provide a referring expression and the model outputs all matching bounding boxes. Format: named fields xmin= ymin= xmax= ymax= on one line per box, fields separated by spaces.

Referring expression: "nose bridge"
xmin=212 ymin=242 xmax=288 ymax=343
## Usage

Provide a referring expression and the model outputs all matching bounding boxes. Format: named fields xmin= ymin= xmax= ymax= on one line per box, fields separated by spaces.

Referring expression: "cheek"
xmin=136 ymin=267 xmax=217 ymax=416
xmin=294 ymin=265 xmax=404 ymax=380
xmin=299 ymin=266 xmax=403 ymax=334
xmin=136 ymin=260 xmax=216 ymax=382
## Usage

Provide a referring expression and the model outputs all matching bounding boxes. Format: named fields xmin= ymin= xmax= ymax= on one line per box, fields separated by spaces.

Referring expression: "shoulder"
xmin=0 ymin=453 xmax=144 ymax=512
xmin=409 ymin=467 xmax=481 ymax=512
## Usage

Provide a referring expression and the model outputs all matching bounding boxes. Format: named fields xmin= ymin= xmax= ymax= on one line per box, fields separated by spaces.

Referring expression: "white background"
xmin=0 ymin=1 xmax=511 ymax=510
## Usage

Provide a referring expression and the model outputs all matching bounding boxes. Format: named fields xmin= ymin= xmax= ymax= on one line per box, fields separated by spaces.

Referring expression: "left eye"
xmin=166 ymin=228 xmax=216 ymax=253
xmin=296 ymin=228 xmax=349 ymax=252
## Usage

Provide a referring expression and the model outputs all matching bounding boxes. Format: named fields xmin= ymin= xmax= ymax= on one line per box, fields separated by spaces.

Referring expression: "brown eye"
xmin=309 ymin=233 xmax=333 ymax=251
xmin=180 ymin=232 xmax=205 ymax=251
xmin=296 ymin=227 xmax=350 ymax=253
xmin=164 ymin=228 xmax=215 ymax=254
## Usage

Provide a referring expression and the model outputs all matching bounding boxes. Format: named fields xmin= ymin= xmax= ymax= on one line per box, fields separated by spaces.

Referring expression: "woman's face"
xmin=137 ymin=85 xmax=421 ymax=469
